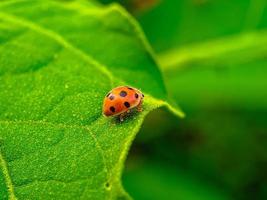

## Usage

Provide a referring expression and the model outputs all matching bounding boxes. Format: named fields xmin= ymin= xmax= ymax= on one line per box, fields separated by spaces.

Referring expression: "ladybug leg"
xmin=137 ymin=100 xmax=143 ymax=112
xmin=119 ymin=112 xmax=127 ymax=122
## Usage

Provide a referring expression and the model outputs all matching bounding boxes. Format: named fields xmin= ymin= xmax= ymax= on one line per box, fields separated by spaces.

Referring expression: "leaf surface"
xmin=0 ymin=1 xmax=183 ymax=199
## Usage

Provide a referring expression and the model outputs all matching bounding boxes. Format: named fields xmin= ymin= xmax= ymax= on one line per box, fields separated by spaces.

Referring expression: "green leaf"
xmin=159 ymin=31 xmax=267 ymax=111
xmin=136 ymin=0 xmax=267 ymax=52
xmin=159 ymin=31 xmax=267 ymax=70
xmin=0 ymin=1 xmax=183 ymax=199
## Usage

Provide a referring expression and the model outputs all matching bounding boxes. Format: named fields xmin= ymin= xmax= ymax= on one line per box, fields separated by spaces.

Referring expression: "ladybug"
xmin=102 ymin=86 xmax=144 ymax=121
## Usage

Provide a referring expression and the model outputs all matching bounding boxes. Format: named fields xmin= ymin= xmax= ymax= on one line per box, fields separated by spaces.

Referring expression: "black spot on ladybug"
xmin=110 ymin=106 xmax=115 ymax=113
xmin=127 ymin=87 xmax=133 ymax=90
xmin=124 ymin=102 xmax=130 ymax=108
xmin=109 ymin=95 xmax=115 ymax=100
xmin=120 ymin=91 xmax=127 ymax=97
xmin=106 ymin=92 xmax=111 ymax=97
xmin=135 ymin=93 xmax=139 ymax=99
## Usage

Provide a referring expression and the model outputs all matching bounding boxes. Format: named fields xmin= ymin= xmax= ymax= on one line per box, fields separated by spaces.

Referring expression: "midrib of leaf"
xmin=0 ymin=148 xmax=17 ymax=200
xmin=158 ymin=30 xmax=267 ymax=70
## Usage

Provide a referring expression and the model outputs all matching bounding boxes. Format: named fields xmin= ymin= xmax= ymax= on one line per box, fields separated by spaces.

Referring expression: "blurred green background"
xmin=101 ymin=0 xmax=267 ymax=199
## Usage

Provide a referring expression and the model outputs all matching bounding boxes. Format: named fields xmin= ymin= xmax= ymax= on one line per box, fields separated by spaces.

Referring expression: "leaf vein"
xmin=86 ymin=130 xmax=110 ymax=180
xmin=0 ymin=148 xmax=17 ymax=200
xmin=15 ymin=176 xmax=100 ymax=189
xmin=0 ymin=11 xmax=115 ymax=87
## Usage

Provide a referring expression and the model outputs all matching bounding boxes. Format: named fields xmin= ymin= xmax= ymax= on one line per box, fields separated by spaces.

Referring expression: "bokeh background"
xmin=102 ymin=0 xmax=267 ymax=199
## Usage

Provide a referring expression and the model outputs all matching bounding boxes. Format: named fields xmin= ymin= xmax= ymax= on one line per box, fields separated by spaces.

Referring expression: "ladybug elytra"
xmin=102 ymin=86 xmax=144 ymax=121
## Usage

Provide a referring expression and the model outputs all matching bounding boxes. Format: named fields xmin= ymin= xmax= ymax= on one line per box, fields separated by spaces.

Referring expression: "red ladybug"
xmin=102 ymin=86 xmax=144 ymax=121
